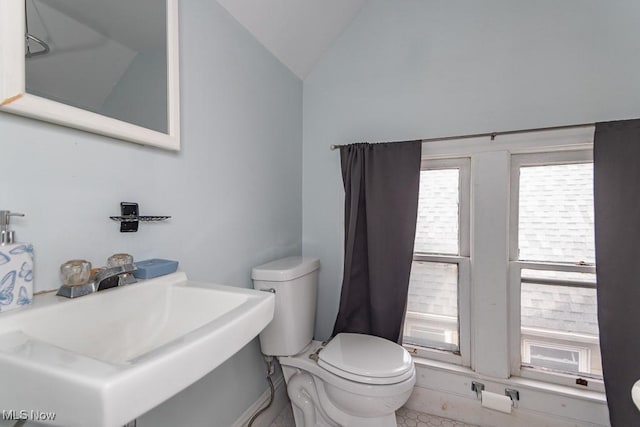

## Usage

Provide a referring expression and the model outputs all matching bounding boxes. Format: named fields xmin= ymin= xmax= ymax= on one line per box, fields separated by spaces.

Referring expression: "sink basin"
xmin=0 ymin=272 xmax=275 ymax=427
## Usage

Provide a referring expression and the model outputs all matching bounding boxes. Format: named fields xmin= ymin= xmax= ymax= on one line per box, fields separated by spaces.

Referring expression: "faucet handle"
xmin=60 ymin=260 xmax=92 ymax=286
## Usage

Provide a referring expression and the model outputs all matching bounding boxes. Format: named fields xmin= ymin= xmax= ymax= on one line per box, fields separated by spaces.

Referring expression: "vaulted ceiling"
xmin=216 ymin=0 xmax=368 ymax=79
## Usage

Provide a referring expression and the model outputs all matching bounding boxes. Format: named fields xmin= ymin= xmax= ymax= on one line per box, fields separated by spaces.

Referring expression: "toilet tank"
xmin=252 ymin=257 xmax=320 ymax=356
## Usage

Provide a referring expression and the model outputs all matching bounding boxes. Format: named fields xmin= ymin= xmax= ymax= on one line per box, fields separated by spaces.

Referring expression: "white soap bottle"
xmin=0 ymin=211 xmax=34 ymax=313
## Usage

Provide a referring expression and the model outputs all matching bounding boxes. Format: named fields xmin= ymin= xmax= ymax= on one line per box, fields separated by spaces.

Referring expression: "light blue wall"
xmin=0 ymin=1 xmax=301 ymax=425
xmin=302 ymin=0 xmax=640 ymax=340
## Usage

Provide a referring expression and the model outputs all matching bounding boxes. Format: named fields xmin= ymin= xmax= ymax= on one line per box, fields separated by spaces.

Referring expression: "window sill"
xmin=411 ymin=356 xmax=607 ymax=404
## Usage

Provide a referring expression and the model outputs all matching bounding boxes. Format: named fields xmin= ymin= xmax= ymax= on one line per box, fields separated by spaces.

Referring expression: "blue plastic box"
xmin=133 ymin=259 xmax=179 ymax=279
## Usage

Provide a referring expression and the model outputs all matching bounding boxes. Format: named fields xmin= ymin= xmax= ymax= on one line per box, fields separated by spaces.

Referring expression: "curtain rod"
xmin=329 ymin=122 xmax=595 ymax=150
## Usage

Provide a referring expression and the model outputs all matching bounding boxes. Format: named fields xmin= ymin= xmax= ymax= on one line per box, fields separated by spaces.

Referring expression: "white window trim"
xmin=522 ymin=326 xmax=599 ymax=346
xmin=412 ymin=125 xmax=601 ymax=391
xmin=405 ymin=158 xmax=471 ymax=366
xmin=508 ymin=149 xmax=604 ymax=392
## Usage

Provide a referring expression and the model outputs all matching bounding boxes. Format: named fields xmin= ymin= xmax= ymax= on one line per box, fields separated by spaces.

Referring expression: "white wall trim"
xmin=232 ymin=374 xmax=289 ymax=427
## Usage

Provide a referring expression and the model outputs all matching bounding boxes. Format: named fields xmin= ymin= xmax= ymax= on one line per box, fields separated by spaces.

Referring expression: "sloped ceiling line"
xmin=216 ymin=0 xmax=367 ymax=79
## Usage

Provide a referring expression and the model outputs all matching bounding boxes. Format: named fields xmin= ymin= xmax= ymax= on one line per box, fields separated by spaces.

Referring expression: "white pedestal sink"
xmin=0 ymin=272 xmax=275 ymax=427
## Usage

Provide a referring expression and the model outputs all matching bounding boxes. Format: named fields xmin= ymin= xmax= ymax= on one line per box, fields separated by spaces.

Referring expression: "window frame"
xmin=403 ymin=158 xmax=471 ymax=367
xmin=508 ymin=150 xmax=604 ymax=392
xmin=406 ymin=126 xmax=603 ymax=396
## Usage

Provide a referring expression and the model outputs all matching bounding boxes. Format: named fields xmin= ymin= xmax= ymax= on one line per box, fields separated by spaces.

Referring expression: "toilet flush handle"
xmin=259 ymin=288 xmax=276 ymax=293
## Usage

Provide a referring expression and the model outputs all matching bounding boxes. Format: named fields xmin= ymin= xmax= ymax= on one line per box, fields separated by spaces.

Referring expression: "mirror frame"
xmin=0 ymin=0 xmax=180 ymax=151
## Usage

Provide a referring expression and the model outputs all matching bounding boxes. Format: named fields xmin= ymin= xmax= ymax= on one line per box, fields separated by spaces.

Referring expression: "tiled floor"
xmin=270 ymin=404 xmax=477 ymax=427
xmin=395 ymin=407 xmax=477 ymax=427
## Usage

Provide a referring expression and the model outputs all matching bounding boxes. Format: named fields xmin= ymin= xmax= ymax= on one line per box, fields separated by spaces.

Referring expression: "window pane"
xmin=525 ymin=341 xmax=583 ymax=374
xmin=403 ymin=261 xmax=458 ymax=351
xmin=414 ymin=169 xmax=459 ymax=255
xmin=521 ymin=278 xmax=601 ymax=377
xmin=518 ymin=163 xmax=594 ymax=264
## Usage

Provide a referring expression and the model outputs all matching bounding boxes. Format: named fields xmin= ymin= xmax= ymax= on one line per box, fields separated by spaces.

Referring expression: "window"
xmin=510 ymin=151 xmax=602 ymax=383
xmin=407 ymin=127 xmax=601 ymax=393
xmin=403 ymin=158 xmax=470 ymax=365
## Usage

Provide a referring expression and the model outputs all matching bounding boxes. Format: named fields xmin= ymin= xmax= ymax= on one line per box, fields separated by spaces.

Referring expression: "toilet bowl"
xmin=281 ymin=338 xmax=416 ymax=427
xmin=252 ymin=257 xmax=416 ymax=427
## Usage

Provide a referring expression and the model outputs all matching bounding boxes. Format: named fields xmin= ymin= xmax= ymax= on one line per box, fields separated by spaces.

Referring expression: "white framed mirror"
xmin=0 ymin=0 xmax=180 ymax=151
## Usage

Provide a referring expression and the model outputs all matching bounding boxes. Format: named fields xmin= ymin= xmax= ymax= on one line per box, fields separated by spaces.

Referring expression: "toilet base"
xmin=285 ymin=370 xmax=400 ymax=427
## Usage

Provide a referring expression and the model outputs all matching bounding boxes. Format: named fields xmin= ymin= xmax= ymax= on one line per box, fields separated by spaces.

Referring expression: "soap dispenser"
xmin=0 ymin=211 xmax=34 ymax=312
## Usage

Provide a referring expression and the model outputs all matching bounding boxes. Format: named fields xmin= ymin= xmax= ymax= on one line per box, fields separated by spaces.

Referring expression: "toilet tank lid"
xmin=252 ymin=257 xmax=320 ymax=282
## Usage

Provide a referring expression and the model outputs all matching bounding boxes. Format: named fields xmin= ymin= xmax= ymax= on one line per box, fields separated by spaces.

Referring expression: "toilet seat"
xmin=317 ymin=333 xmax=414 ymax=385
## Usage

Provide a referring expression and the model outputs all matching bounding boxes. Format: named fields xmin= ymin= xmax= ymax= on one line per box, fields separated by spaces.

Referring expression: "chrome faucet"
xmin=56 ymin=264 xmax=137 ymax=298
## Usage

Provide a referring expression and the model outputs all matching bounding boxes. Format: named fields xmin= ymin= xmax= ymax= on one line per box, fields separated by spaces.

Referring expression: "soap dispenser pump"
xmin=0 ymin=210 xmax=25 ymax=245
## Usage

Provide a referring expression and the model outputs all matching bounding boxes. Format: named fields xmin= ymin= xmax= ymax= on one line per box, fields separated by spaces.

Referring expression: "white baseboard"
xmin=232 ymin=374 xmax=289 ymax=427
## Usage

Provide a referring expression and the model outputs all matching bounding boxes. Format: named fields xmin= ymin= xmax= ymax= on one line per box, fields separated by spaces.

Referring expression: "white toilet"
xmin=252 ymin=256 xmax=416 ymax=427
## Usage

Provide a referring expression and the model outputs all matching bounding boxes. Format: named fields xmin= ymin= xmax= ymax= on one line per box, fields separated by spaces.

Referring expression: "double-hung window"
xmin=402 ymin=127 xmax=601 ymax=393
xmin=403 ymin=126 xmax=603 ymax=391
xmin=403 ymin=158 xmax=471 ymax=366
xmin=509 ymin=150 xmax=601 ymax=390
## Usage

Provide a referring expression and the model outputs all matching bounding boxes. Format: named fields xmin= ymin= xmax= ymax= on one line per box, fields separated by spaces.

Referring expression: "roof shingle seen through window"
xmin=518 ymin=163 xmax=594 ymax=264
xmin=410 ymin=163 xmax=597 ymax=337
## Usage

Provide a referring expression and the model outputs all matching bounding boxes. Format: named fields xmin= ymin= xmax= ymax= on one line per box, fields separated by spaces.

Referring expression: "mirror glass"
xmin=24 ymin=0 xmax=168 ymax=133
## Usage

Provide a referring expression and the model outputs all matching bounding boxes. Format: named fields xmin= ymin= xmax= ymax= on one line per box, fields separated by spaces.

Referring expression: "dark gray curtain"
xmin=332 ymin=141 xmax=422 ymax=343
xmin=594 ymin=119 xmax=640 ymax=426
